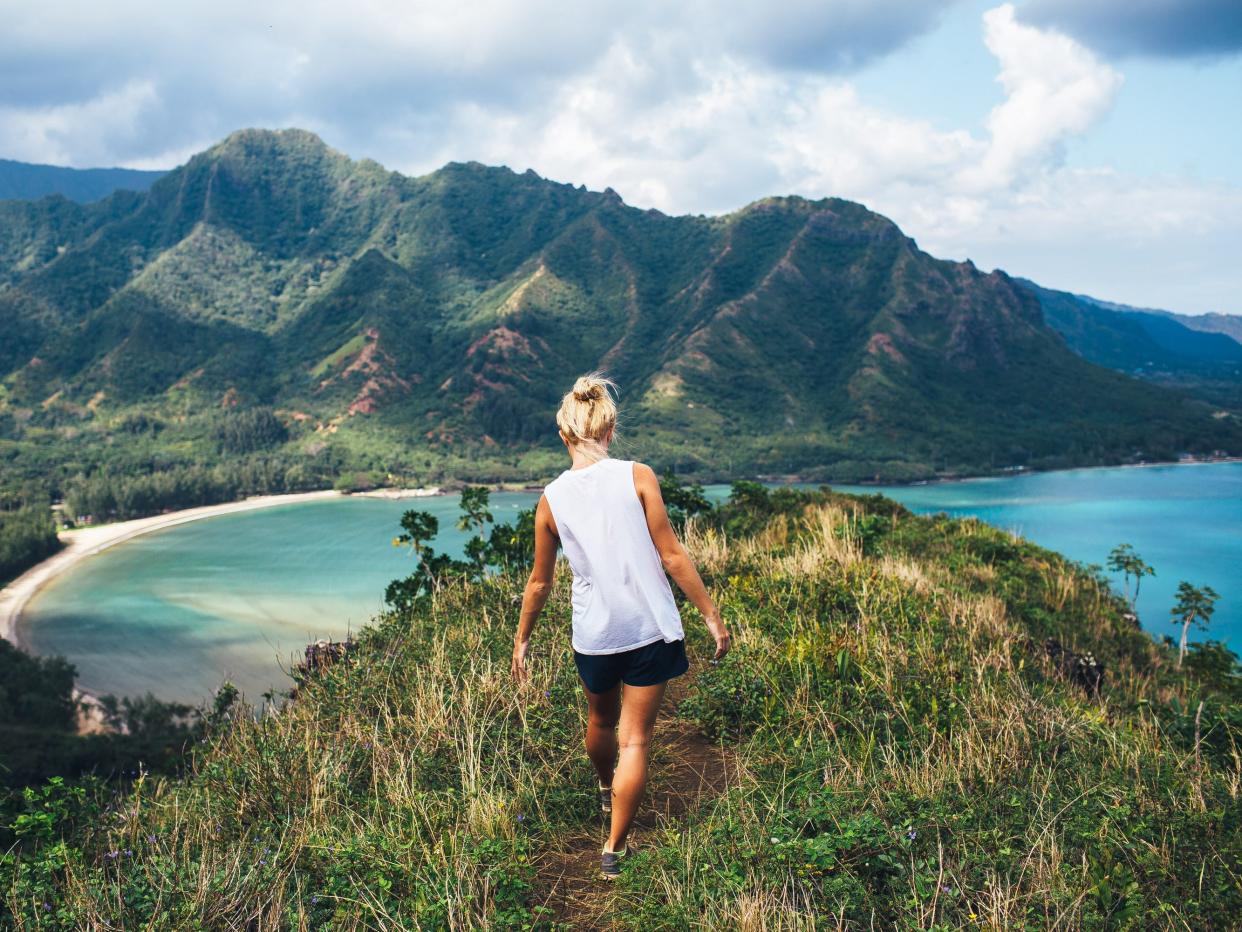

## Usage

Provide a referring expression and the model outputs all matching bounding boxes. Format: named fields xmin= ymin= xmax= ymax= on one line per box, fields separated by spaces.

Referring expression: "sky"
xmin=1 ymin=0 xmax=1239 ymax=314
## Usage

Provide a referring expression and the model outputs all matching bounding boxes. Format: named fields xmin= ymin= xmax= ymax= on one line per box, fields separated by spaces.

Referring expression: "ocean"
xmin=19 ymin=462 xmax=1239 ymax=703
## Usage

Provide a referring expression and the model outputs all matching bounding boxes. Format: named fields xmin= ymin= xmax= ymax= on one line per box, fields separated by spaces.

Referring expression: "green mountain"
xmin=0 ymin=157 xmax=165 ymax=203
xmin=1021 ymin=279 xmax=1242 ymax=409
xmin=1083 ymin=293 xmax=1242 ymax=345
xmin=1 ymin=128 xmax=1239 ymax=493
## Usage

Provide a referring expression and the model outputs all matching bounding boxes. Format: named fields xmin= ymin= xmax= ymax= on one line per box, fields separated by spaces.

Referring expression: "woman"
xmin=510 ymin=371 xmax=732 ymax=881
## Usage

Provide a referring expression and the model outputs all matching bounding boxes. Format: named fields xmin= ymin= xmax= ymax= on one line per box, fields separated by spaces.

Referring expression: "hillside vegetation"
xmin=2 ymin=128 xmax=1239 ymax=510
xmin=4 ymin=484 xmax=1239 ymax=929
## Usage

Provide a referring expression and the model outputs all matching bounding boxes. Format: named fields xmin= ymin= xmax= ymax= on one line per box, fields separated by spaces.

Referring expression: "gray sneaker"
xmin=599 ymin=784 xmax=612 ymax=814
xmin=600 ymin=846 xmax=627 ymax=881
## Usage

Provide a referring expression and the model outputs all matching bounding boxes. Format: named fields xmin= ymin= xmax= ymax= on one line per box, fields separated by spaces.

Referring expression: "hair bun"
xmin=572 ymin=378 xmax=603 ymax=402
xmin=557 ymin=371 xmax=619 ymax=444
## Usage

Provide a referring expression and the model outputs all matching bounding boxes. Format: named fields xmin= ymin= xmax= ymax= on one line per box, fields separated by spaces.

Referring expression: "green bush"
xmin=0 ymin=505 xmax=59 ymax=586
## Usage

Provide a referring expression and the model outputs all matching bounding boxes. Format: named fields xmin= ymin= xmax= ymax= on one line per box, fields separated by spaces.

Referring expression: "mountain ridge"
xmin=1 ymin=127 xmax=1238 ymax=489
xmin=1021 ymin=278 xmax=1242 ymax=409
xmin=5 ymin=135 xmax=1239 ymax=324
xmin=0 ymin=157 xmax=165 ymax=204
xmin=1078 ymin=292 xmax=1242 ymax=343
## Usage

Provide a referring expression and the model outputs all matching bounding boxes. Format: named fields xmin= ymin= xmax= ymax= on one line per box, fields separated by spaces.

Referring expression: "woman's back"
xmin=514 ymin=371 xmax=732 ymax=879
xmin=543 ymin=457 xmax=684 ymax=654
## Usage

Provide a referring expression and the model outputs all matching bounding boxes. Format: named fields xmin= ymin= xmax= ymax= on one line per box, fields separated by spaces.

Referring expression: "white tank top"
xmin=542 ymin=457 xmax=685 ymax=655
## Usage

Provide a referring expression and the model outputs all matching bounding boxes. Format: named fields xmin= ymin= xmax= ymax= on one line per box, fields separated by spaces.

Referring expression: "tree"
xmin=385 ymin=510 xmax=464 ymax=611
xmin=385 ymin=487 xmax=542 ymax=612
xmin=213 ymin=407 xmax=288 ymax=455
xmin=659 ymin=473 xmax=712 ymax=533
xmin=484 ymin=507 xmax=537 ymax=573
xmin=457 ymin=486 xmax=494 ymax=573
xmin=1107 ymin=543 xmax=1155 ymax=612
xmin=456 ymin=486 xmax=493 ymax=534
xmin=1170 ymin=581 xmax=1220 ymax=669
xmin=392 ymin=510 xmax=439 ymax=556
xmin=0 ymin=505 xmax=61 ymax=586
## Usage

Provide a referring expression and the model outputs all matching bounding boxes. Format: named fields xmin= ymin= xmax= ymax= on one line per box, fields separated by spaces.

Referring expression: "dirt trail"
xmin=531 ymin=676 xmax=733 ymax=929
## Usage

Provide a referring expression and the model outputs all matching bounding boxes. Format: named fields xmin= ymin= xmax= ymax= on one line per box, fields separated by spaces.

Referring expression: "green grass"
xmin=3 ymin=486 xmax=1239 ymax=928
xmin=310 ymin=332 xmax=369 ymax=379
xmin=616 ymin=502 xmax=1241 ymax=928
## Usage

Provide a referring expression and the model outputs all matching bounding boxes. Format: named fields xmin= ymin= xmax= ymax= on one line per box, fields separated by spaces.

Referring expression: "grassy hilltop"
xmin=3 ymin=484 xmax=1239 ymax=928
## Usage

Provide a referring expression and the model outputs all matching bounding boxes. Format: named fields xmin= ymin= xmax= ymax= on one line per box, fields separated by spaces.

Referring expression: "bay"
xmin=19 ymin=463 xmax=1239 ymax=704
xmin=19 ymin=495 xmax=531 ymax=705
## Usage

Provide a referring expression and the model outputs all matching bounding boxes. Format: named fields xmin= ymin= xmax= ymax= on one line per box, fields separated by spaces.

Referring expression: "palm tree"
xmin=1170 ymin=581 xmax=1219 ymax=669
xmin=1107 ymin=544 xmax=1155 ymax=613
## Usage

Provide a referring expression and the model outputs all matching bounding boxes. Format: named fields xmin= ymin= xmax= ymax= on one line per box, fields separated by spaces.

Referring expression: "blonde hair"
xmin=556 ymin=371 xmax=619 ymax=445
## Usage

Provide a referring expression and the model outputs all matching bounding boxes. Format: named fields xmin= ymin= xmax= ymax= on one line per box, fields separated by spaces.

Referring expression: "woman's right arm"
xmin=632 ymin=462 xmax=731 ymax=660
xmin=511 ymin=494 xmax=559 ymax=680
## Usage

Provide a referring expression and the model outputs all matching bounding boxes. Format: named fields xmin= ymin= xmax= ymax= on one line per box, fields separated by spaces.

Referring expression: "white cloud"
xmin=970 ymin=3 xmax=1123 ymax=190
xmin=0 ymin=0 xmax=957 ymax=165
xmin=408 ymin=3 xmax=1237 ymax=312
xmin=0 ymin=80 xmax=160 ymax=167
xmin=405 ymin=4 xmax=1132 ymax=226
xmin=0 ymin=0 xmax=1237 ymax=311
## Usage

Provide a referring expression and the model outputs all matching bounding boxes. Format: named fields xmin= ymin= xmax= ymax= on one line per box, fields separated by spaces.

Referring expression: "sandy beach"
xmin=355 ymin=486 xmax=445 ymax=499
xmin=0 ymin=489 xmax=347 ymax=648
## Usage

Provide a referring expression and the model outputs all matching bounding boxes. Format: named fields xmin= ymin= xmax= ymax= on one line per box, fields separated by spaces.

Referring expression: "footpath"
xmin=532 ymin=673 xmax=734 ymax=929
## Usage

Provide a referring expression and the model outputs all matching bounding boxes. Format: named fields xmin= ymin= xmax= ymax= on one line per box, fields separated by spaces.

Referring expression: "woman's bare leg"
xmin=606 ymin=681 xmax=666 ymax=852
xmin=582 ymin=679 xmax=621 ymax=788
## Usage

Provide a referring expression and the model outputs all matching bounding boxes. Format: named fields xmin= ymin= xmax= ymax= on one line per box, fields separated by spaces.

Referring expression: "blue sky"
xmin=1 ymin=0 xmax=1239 ymax=314
xmin=846 ymin=0 xmax=1242 ymax=312
xmin=857 ymin=1 xmax=1242 ymax=185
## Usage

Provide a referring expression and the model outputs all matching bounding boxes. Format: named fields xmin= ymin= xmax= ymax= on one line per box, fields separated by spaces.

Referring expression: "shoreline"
xmin=0 ymin=489 xmax=347 ymax=649
xmin=4 ymin=456 xmax=1238 ymax=651
xmin=763 ymin=454 xmax=1242 ymax=490
xmin=3 ymin=458 xmax=1231 ymax=728
xmin=354 ymin=486 xmax=446 ymax=499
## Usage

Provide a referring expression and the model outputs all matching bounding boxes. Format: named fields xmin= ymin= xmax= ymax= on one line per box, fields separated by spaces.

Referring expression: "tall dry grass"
xmin=6 ymin=568 xmax=598 ymax=929
xmin=620 ymin=500 xmax=1241 ymax=929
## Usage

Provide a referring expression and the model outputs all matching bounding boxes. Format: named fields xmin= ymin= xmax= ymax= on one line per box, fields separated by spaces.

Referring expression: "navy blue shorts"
xmin=574 ymin=638 xmax=689 ymax=694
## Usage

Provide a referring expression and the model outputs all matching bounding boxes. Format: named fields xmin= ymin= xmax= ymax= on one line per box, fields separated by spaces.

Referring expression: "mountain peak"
xmin=206 ymin=127 xmax=338 ymax=161
xmin=138 ymin=127 xmax=388 ymax=258
xmin=4 ymin=128 xmax=1239 ymax=479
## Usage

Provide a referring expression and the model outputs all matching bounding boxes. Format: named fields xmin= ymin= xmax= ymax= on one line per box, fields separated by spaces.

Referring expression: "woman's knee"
xmin=588 ymin=709 xmax=620 ymax=730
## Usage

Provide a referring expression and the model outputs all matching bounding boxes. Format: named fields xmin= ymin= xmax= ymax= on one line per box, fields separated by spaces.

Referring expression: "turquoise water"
xmin=20 ymin=463 xmax=1240 ymax=704
xmin=21 ymin=496 xmax=543 ymax=705
xmin=833 ymin=463 xmax=1241 ymax=653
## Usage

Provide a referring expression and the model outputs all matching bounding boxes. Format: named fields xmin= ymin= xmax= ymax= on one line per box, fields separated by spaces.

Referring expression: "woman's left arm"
xmin=511 ymin=494 xmax=559 ymax=680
